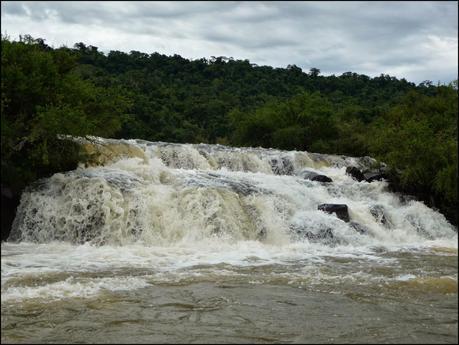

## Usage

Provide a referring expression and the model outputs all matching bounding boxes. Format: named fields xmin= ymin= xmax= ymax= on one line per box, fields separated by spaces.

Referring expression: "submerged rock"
xmin=398 ymin=194 xmax=417 ymax=204
xmin=345 ymin=166 xmax=365 ymax=182
xmin=305 ymin=228 xmax=334 ymax=243
xmin=349 ymin=221 xmax=369 ymax=235
xmin=270 ymin=156 xmax=294 ymax=175
xmin=298 ymin=170 xmax=333 ymax=183
xmin=364 ymin=172 xmax=387 ymax=183
xmin=59 ymin=135 xmax=147 ymax=167
xmin=312 ymin=175 xmax=333 ymax=183
xmin=186 ymin=172 xmax=267 ymax=196
xmin=369 ymin=205 xmax=392 ymax=227
xmin=318 ymin=204 xmax=350 ymax=222
xmin=346 ymin=164 xmax=387 ymax=183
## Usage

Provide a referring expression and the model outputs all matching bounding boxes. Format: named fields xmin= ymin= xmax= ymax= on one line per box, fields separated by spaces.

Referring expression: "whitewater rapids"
xmin=2 ymin=138 xmax=457 ymax=343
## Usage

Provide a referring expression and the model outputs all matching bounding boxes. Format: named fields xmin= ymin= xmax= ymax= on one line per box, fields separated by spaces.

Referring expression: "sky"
xmin=1 ymin=1 xmax=457 ymax=84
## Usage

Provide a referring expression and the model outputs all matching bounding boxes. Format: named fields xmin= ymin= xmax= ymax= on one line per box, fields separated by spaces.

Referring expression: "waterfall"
xmin=9 ymin=137 xmax=457 ymax=247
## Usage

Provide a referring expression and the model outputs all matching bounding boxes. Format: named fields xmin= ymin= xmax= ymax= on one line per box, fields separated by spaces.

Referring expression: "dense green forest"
xmin=1 ymin=35 xmax=457 ymax=226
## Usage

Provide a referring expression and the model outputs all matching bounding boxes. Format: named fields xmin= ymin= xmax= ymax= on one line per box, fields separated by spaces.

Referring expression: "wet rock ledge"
xmin=60 ymin=135 xmax=148 ymax=167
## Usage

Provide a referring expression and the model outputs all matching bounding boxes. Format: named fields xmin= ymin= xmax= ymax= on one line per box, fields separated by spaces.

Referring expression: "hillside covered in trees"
xmin=1 ymin=35 xmax=457 ymax=228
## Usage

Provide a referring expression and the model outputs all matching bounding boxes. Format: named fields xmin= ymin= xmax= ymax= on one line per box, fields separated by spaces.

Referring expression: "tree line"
xmin=1 ymin=35 xmax=457 ymax=225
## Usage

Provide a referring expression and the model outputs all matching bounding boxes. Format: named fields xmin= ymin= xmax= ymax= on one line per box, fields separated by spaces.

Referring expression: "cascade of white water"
xmin=9 ymin=137 xmax=457 ymax=247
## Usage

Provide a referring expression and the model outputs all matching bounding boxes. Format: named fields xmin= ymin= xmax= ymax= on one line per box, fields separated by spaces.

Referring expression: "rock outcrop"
xmin=364 ymin=172 xmax=387 ymax=182
xmin=60 ymin=135 xmax=147 ymax=167
xmin=346 ymin=166 xmax=365 ymax=182
xmin=318 ymin=204 xmax=350 ymax=222
xmin=1 ymin=185 xmax=20 ymax=241
xmin=369 ymin=205 xmax=392 ymax=227
xmin=298 ymin=170 xmax=333 ymax=183
xmin=346 ymin=166 xmax=387 ymax=183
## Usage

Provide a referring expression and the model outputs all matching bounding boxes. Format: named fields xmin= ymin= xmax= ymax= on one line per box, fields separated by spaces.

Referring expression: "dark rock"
xmin=346 ymin=166 xmax=365 ymax=182
xmin=369 ymin=205 xmax=392 ymax=227
xmin=364 ymin=172 xmax=387 ymax=183
xmin=299 ymin=170 xmax=333 ymax=183
xmin=318 ymin=204 xmax=350 ymax=222
xmin=398 ymin=193 xmax=417 ymax=204
xmin=257 ymin=227 xmax=267 ymax=241
xmin=1 ymin=185 xmax=21 ymax=241
xmin=311 ymin=175 xmax=333 ymax=183
xmin=349 ymin=221 xmax=369 ymax=235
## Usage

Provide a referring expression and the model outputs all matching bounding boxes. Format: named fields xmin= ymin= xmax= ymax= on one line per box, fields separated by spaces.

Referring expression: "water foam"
xmin=2 ymin=275 xmax=150 ymax=302
xmin=8 ymin=137 xmax=457 ymax=248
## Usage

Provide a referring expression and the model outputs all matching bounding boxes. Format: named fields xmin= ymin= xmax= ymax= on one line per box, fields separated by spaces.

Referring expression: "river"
xmin=2 ymin=138 xmax=457 ymax=343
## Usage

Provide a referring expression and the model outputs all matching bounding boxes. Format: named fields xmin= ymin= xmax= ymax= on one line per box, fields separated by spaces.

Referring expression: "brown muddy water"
xmin=2 ymin=243 xmax=457 ymax=344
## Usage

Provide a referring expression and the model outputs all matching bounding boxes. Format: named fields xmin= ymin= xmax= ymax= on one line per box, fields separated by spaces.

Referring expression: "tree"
xmin=367 ymin=87 xmax=457 ymax=223
xmin=1 ymin=36 xmax=131 ymax=192
xmin=309 ymin=67 xmax=321 ymax=77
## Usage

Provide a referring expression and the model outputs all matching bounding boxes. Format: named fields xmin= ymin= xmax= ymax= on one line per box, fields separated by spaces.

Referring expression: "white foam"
xmin=396 ymin=274 xmax=417 ymax=281
xmin=2 ymin=276 xmax=150 ymax=302
xmin=4 ymin=138 xmax=457 ymax=303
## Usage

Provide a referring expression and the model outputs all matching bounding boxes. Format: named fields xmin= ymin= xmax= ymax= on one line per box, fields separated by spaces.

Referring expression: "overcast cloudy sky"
xmin=1 ymin=1 xmax=457 ymax=83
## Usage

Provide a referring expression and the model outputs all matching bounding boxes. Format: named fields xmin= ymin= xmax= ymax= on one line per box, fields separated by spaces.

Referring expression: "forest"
xmin=1 ymin=35 xmax=457 ymax=226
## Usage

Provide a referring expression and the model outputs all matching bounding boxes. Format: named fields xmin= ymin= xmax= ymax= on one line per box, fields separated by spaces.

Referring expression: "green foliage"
xmin=230 ymin=92 xmax=338 ymax=151
xmin=367 ymin=87 xmax=457 ymax=222
xmin=1 ymin=36 xmax=131 ymax=192
xmin=1 ymin=35 xmax=457 ymax=224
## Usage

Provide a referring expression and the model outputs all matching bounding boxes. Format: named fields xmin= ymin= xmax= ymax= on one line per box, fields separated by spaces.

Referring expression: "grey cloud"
xmin=205 ymin=32 xmax=297 ymax=50
xmin=2 ymin=1 xmax=28 ymax=16
xmin=1 ymin=1 xmax=457 ymax=83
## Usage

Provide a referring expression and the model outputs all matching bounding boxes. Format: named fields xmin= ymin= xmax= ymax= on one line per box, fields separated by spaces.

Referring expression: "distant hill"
xmin=1 ymin=35 xmax=457 ymax=227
